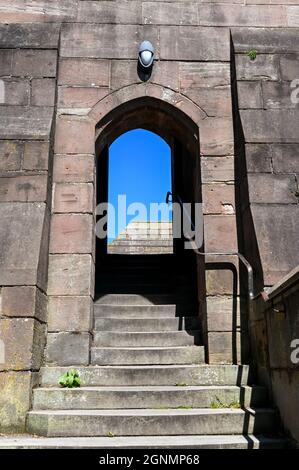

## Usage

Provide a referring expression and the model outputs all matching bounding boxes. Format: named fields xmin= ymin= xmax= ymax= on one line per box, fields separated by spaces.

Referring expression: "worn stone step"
xmin=94 ymin=317 xmax=200 ymax=332
xmin=91 ymin=346 xmax=204 ymax=366
xmin=93 ymin=331 xmax=200 ymax=347
xmin=0 ymin=435 xmax=289 ymax=449
xmin=110 ymin=240 xmax=173 ymax=247
xmin=94 ymin=304 xmax=183 ymax=318
xmin=94 ymin=294 xmax=195 ymax=305
xmin=32 ymin=385 xmax=267 ymax=411
xmin=40 ymin=365 xmax=251 ymax=387
xmin=27 ymin=408 xmax=277 ymax=437
xmin=108 ymin=246 xmax=173 ymax=254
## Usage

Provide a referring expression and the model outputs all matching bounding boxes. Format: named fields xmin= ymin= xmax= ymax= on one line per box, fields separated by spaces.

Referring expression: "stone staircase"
xmin=26 ymin=255 xmax=288 ymax=448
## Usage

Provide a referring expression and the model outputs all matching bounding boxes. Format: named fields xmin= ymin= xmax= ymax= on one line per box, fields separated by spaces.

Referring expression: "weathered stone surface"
xmin=247 ymin=174 xmax=297 ymax=204
xmin=0 ymin=78 xmax=30 ymax=106
xmin=61 ymin=23 xmax=158 ymax=58
xmin=0 ymin=174 xmax=48 ymax=202
xmin=0 ymin=371 xmax=37 ymax=433
xmin=271 ymin=369 xmax=299 ymax=443
xmin=31 ymin=79 xmax=56 ymax=107
xmin=240 ymin=109 xmax=299 ymax=143
xmin=58 ymin=87 xmax=108 ymax=110
xmin=111 ymin=60 xmax=179 ymax=91
xmin=204 ymin=215 xmax=238 ymax=252
xmin=0 ymin=23 xmax=60 ymax=48
xmin=208 ymin=331 xmax=244 ymax=364
xmin=143 ymin=2 xmax=198 ymax=25
xmin=206 ymin=266 xmax=239 ymax=296
xmin=1 ymin=286 xmax=47 ymax=322
xmin=185 ymin=87 xmax=232 ymax=117
xmin=78 ymin=1 xmax=141 ymax=24
xmin=271 ymin=144 xmax=299 ymax=173
xmin=47 ymin=254 xmax=93 ymax=296
xmin=0 ymin=50 xmax=13 ymax=76
xmin=232 ymin=27 xmax=299 ymax=53
xmin=179 ymin=62 xmax=230 ymax=89
xmin=23 ymin=141 xmax=50 ymax=170
xmin=0 ymin=106 xmax=54 ymax=140
xmin=0 ymin=318 xmax=45 ymax=371
xmin=0 ymin=0 xmax=78 ymax=23
xmin=58 ymin=58 xmax=109 ymax=86
xmin=198 ymin=5 xmax=287 ymax=27
xmin=50 ymin=214 xmax=93 ymax=254
xmin=0 ymin=203 xmax=47 ymax=286
xmin=262 ymin=81 xmax=297 ymax=109
xmin=245 ymin=144 xmax=273 ymax=173
xmin=53 ymin=155 xmax=94 ymax=183
xmin=0 ymin=141 xmax=22 ymax=171
xmin=160 ymin=26 xmax=230 ymax=61
xmin=237 ymin=81 xmax=263 ymax=109
xmin=45 ymin=332 xmax=90 ymax=366
xmin=286 ymin=6 xmax=299 ymax=27
xmin=200 ymin=118 xmax=234 ymax=155
xmin=48 ymin=296 xmax=92 ymax=332
xmin=280 ymin=53 xmax=299 ymax=81
xmin=54 ymin=117 xmax=94 ymax=154
xmin=250 ymin=204 xmax=299 ymax=285
xmin=235 ymin=54 xmax=279 ymax=81
xmin=53 ymin=183 xmax=93 ymax=213
xmin=201 ymin=157 xmax=234 ymax=183
xmin=202 ymin=184 xmax=235 ymax=215
xmin=12 ymin=50 xmax=57 ymax=78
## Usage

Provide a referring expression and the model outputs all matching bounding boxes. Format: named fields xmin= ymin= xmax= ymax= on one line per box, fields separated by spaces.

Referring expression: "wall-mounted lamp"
xmin=138 ymin=40 xmax=155 ymax=70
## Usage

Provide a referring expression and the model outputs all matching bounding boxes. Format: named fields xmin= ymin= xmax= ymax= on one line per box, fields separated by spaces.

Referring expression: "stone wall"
xmin=108 ymin=221 xmax=173 ymax=254
xmin=0 ymin=1 xmax=299 ymax=432
xmin=250 ymin=267 xmax=299 ymax=443
xmin=232 ymin=27 xmax=299 ymax=288
xmin=0 ymin=23 xmax=59 ymax=431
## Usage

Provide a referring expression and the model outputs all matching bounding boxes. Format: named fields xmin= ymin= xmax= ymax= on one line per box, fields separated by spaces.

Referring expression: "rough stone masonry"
xmin=0 ymin=1 xmax=298 ymax=442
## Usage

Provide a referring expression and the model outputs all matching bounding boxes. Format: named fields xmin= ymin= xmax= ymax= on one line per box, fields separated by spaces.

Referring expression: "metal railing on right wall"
xmin=166 ymin=191 xmax=255 ymax=301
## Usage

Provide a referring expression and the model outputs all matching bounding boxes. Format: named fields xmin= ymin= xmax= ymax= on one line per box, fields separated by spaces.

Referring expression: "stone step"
xmin=40 ymin=365 xmax=251 ymax=387
xmin=94 ymin=317 xmax=200 ymax=332
xmin=94 ymin=304 xmax=184 ymax=317
xmin=93 ymin=331 xmax=200 ymax=347
xmin=96 ymin=286 xmax=194 ymax=295
xmin=27 ymin=408 xmax=277 ymax=437
xmin=94 ymin=294 xmax=194 ymax=305
xmin=108 ymin=246 xmax=173 ymax=254
xmin=91 ymin=346 xmax=205 ymax=365
xmin=0 ymin=435 xmax=289 ymax=449
xmin=110 ymin=240 xmax=173 ymax=247
xmin=32 ymin=385 xmax=268 ymax=411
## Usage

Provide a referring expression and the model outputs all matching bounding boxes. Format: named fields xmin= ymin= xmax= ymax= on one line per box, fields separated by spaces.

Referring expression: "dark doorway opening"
xmin=94 ymin=98 xmax=203 ymax=328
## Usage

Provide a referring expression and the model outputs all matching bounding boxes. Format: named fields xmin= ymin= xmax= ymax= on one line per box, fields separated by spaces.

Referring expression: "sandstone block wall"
xmin=0 ymin=22 xmax=59 ymax=431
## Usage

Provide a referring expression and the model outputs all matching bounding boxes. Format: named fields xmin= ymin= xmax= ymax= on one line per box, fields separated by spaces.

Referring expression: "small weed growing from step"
xmin=107 ymin=432 xmax=115 ymax=438
xmin=175 ymin=382 xmax=188 ymax=387
xmin=246 ymin=49 xmax=258 ymax=61
xmin=176 ymin=405 xmax=193 ymax=410
xmin=211 ymin=396 xmax=241 ymax=409
xmin=58 ymin=369 xmax=81 ymax=388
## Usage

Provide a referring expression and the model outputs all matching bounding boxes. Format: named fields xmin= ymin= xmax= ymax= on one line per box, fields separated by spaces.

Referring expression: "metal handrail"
xmin=166 ymin=191 xmax=255 ymax=300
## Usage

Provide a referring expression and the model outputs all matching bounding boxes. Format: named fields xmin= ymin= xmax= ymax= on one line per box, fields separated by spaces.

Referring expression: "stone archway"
xmin=46 ymin=83 xmax=240 ymax=366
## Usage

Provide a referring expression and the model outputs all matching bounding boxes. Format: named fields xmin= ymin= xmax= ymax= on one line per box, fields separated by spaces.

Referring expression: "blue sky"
xmin=108 ymin=129 xmax=172 ymax=241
